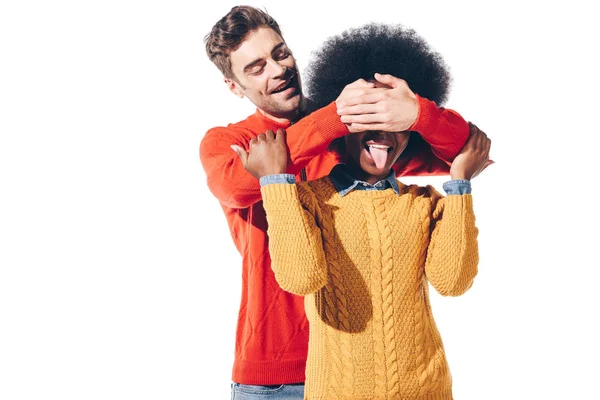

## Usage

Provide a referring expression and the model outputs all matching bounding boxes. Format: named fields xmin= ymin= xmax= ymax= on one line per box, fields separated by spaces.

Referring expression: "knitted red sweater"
xmin=199 ymin=97 xmax=469 ymax=385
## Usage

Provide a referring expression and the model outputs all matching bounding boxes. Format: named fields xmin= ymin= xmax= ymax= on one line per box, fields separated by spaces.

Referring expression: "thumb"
xmin=231 ymin=144 xmax=248 ymax=165
xmin=479 ymin=159 xmax=495 ymax=174
xmin=374 ymin=73 xmax=403 ymax=88
xmin=276 ymin=128 xmax=287 ymax=144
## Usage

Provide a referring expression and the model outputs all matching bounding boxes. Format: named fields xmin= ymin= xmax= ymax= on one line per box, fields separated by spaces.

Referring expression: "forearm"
xmin=284 ymin=102 xmax=348 ymax=175
xmin=410 ymin=95 xmax=470 ymax=163
xmin=261 ymin=180 xmax=328 ymax=295
xmin=425 ymin=193 xmax=479 ymax=296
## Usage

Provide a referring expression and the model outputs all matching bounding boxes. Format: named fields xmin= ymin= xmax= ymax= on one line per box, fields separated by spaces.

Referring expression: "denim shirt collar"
xmin=329 ymin=164 xmax=400 ymax=197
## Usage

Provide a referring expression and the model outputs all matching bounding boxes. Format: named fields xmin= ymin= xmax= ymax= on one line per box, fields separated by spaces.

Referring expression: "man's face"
xmin=226 ymin=27 xmax=303 ymax=121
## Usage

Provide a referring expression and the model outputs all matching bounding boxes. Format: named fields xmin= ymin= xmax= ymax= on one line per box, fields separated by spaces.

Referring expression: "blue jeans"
xmin=231 ymin=383 xmax=305 ymax=399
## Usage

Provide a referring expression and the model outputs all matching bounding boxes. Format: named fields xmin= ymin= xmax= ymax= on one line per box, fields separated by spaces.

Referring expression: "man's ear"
xmin=225 ymin=78 xmax=244 ymax=99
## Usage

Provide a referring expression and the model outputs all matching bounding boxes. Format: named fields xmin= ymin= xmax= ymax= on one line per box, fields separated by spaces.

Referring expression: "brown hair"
xmin=204 ymin=6 xmax=283 ymax=80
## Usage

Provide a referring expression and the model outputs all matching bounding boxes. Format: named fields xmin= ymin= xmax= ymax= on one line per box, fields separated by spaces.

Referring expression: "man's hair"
xmin=204 ymin=6 xmax=283 ymax=80
xmin=305 ymin=23 xmax=451 ymax=158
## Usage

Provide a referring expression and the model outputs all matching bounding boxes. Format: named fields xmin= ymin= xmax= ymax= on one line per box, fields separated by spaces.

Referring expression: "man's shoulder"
xmin=204 ymin=112 xmax=260 ymax=138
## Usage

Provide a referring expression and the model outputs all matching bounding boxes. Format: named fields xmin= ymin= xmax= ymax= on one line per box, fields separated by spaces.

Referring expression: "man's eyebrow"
xmin=243 ymin=42 xmax=286 ymax=73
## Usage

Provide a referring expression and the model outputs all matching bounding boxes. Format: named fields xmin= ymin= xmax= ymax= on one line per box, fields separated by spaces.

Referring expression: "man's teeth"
xmin=273 ymin=81 xmax=290 ymax=93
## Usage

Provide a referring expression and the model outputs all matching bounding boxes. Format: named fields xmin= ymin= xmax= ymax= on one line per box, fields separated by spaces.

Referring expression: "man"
xmin=200 ymin=6 xmax=474 ymax=399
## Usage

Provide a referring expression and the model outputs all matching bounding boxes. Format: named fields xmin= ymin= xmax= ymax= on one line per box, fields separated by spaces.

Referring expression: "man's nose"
xmin=266 ymin=59 xmax=287 ymax=78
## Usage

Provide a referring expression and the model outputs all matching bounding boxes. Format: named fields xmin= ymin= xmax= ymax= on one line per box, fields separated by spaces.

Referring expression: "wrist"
xmin=259 ymin=168 xmax=287 ymax=178
xmin=408 ymin=94 xmax=419 ymax=127
xmin=406 ymin=94 xmax=422 ymax=131
xmin=450 ymin=174 xmax=468 ymax=180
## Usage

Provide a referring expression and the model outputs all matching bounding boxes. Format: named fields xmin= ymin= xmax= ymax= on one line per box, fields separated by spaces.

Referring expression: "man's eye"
xmin=274 ymin=51 xmax=290 ymax=61
xmin=249 ymin=66 xmax=264 ymax=75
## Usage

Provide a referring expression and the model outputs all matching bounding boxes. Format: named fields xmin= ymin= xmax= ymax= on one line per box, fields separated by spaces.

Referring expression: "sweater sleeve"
xmin=285 ymin=102 xmax=349 ymax=176
xmin=199 ymin=126 xmax=261 ymax=209
xmin=424 ymin=189 xmax=479 ymax=296
xmin=199 ymin=102 xmax=348 ymax=209
xmin=261 ymin=183 xmax=328 ymax=295
xmin=394 ymin=96 xmax=470 ymax=177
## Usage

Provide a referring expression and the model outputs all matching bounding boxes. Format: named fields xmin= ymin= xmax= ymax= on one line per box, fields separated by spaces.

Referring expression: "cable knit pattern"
xmin=260 ymin=177 xmax=479 ymax=400
xmin=365 ymin=199 xmax=387 ymax=397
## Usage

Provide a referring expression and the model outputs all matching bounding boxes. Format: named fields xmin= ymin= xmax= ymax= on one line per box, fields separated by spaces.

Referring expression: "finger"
xmin=276 ymin=128 xmax=287 ymax=144
xmin=348 ymin=122 xmax=390 ymax=132
xmin=341 ymin=114 xmax=387 ymax=125
xmin=337 ymin=103 xmax=381 ymax=115
xmin=482 ymin=137 xmax=492 ymax=158
xmin=471 ymin=124 xmax=488 ymax=149
xmin=256 ymin=133 xmax=266 ymax=141
xmin=467 ymin=123 xmax=481 ymax=150
xmin=477 ymin=159 xmax=494 ymax=176
xmin=374 ymin=73 xmax=406 ymax=89
xmin=265 ymin=130 xmax=275 ymax=141
xmin=230 ymin=144 xmax=248 ymax=165
xmin=346 ymin=78 xmax=376 ymax=89
xmin=341 ymin=90 xmax=388 ymax=107
xmin=475 ymin=128 xmax=485 ymax=150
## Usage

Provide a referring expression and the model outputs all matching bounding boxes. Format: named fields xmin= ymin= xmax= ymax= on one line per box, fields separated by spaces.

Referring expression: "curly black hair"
xmin=305 ymin=23 xmax=452 ymax=160
xmin=306 ymin=23 xmax=450 ymax=108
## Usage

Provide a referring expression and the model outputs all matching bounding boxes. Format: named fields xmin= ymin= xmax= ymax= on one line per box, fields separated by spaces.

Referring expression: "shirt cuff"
xmin=443 ymin=179 xmax=471 ymax=195
xmin=259 ymin=174 xmax=296 ymax=187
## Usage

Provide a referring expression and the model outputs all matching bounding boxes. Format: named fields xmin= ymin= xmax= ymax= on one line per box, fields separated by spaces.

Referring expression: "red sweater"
xmin=199 ymin=97 xmax=469 ymax=385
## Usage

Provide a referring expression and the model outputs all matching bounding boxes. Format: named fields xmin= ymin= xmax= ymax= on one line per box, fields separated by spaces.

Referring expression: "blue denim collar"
xmin=329 ymin=164 xmax=400 ymax=197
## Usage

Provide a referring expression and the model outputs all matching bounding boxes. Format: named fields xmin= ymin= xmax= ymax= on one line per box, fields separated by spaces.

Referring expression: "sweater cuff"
xmin=442 ymin=192 xmax=473 ymax=210
xmin=408 ymin=95 xmax=440 ymax=140
xmin=311 ymin=102 xmax=349 ymax=143
xmin=260 ymin=180 xmax=299 ymax=201
xmin=443 ymin=180 xmax=472 ymax=195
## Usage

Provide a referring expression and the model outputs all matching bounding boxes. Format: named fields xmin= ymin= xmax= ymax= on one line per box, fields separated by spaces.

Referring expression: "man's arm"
xmin=200 ymin=102 xmax=348 ymax=209
xmin=409 ymin=95 xmax=470 ymax=164
xmin=337 ymin=73 xmax=470 ymax=175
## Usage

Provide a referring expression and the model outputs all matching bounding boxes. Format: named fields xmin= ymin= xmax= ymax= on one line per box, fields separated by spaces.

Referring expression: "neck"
xmin=344 ymin=161 xmax=391 ymax=185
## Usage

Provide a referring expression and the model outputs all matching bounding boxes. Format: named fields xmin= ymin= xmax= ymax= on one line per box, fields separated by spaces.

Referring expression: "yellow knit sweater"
xmin=261 ymin=176 xmax=479 ymax=400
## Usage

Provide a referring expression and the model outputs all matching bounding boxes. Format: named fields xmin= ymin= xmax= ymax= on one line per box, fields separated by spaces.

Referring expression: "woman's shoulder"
xmin=399 ymin=181 xmax=442 ymax=200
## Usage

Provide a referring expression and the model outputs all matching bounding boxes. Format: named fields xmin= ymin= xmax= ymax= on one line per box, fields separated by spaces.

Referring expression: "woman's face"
xmin=343 ymin=130 xmax=411 ymax=183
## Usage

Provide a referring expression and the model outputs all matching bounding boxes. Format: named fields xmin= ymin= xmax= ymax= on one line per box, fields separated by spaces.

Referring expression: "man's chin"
xmin=277 ymin=93 xmax=303 ymax=112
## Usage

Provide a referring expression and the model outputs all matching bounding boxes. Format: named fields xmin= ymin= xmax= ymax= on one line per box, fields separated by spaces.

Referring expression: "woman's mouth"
xmin=364 ymin=141 xmax=394 ymax=169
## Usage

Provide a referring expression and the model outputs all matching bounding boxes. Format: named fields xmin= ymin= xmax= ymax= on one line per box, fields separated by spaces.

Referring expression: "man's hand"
xmin=450 ymin=123 xmax=492 ymax=181
xmin=336 ymin=73 xmax=419 ymax=133
xmin=231 ymin=129 xmax=288 ymax=179
xmin=335 ymin=78 xmax=376 ymax=106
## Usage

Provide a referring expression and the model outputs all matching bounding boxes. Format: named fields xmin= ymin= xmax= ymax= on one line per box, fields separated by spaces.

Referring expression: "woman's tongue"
xmin=368 ymin=146 xmax=389 ymax=169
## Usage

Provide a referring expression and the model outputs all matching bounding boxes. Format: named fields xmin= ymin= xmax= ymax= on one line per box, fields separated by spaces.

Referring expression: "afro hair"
xmin=305 ymin=23 xmax=451 ymax=109
xmin=305 ymin=23 xmax=454 ymax=163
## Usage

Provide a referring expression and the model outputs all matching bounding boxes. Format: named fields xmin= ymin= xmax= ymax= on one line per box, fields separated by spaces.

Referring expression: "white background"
xmin=1 ymin=1 xmax=599 ymax=399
